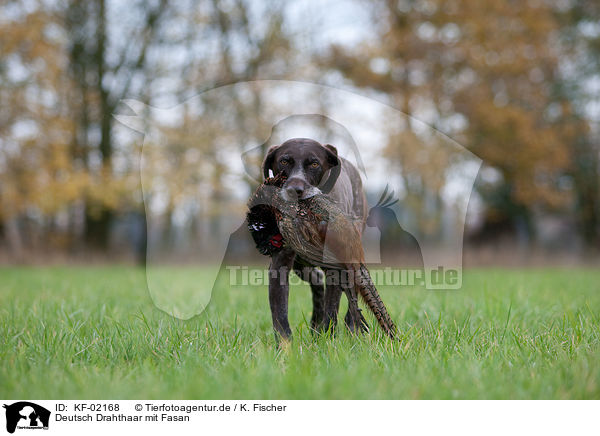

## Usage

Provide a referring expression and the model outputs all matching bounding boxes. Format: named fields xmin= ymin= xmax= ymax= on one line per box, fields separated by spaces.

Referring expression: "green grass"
xmin=1 ymin=266 xmax=600 ymax=399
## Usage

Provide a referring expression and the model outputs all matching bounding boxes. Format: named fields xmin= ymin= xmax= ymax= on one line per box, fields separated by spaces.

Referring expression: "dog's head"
xmin=262 ymin=138 xmax=341 ymax=200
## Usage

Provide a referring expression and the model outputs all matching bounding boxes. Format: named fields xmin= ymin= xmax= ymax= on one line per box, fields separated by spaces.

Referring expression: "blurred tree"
xmin=0 ymin=0 xmax=292 ymax=259
xmin=65 ymin=0 xmax=169 ymax=248
xmin=557 ymin=0 xmax=600 ymax=247
xmin=0 ymin=4 xmax=80 ymax=258
xmin=323 ymin=0 xmax=590 ymax=245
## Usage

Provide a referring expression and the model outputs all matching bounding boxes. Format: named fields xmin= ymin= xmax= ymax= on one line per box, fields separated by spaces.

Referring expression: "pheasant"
xmin=247 ymin=174 xmax=396 ymax=338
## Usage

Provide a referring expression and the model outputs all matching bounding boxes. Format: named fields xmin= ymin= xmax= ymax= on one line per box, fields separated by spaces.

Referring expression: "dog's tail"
xmin=354 ymin=264 xmax=396 ymax=339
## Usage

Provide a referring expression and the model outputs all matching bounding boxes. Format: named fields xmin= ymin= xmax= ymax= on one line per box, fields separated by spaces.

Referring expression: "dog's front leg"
xmin=321 ymin=269 xmax=343 ymax=334
xmin=293 ymin=262 xmax=325 ymax=332
xmin=268 ymin=248 xmax=295 ymax=341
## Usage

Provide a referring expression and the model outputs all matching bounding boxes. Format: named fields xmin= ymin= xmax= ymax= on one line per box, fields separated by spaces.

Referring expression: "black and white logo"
xmin=3 ymin=402 xmax=50 ymax=433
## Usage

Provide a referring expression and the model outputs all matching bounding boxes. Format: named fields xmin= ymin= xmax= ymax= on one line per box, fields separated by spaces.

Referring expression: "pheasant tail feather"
xmin=354 ymin=264 xmax=396 ymax=339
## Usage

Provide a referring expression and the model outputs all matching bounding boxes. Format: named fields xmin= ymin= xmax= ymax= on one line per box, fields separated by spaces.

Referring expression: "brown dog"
xmin=261 ymin=138 xmax=368 ymax=339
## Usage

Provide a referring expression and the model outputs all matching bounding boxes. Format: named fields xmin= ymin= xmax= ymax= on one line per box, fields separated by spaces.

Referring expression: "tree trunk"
xmin=84 ymin=208 xmax=113 ymax=250
xmin=4 ymin=216 xmax=24 ymax=262
xmin=84 ymin=0 xmax=114 ymax=251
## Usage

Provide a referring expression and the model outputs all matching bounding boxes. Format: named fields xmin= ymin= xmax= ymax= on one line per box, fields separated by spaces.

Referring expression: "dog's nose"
xmin=286 ymin=185 xmax=304 ymax=198
xmin=285 ymin=178 xmax=306 ymax=197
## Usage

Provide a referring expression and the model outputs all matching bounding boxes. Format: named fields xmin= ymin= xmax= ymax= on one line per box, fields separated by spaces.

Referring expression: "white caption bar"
xmin=0 ymin=400 xmax=597 ymax=436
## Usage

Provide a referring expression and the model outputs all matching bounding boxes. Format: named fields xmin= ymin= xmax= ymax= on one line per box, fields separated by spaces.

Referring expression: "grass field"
xmin=1 ymin=266 xmax=599 ymax=399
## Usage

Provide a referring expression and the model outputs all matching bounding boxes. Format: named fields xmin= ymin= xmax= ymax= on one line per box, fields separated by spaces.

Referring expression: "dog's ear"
xmin=320 ymin=144 xmax=341 ymax=194
xmin=262 ymin=145 xmax=279 ymax=180
xmin=324 ymin=144 xmax=340 ymax=167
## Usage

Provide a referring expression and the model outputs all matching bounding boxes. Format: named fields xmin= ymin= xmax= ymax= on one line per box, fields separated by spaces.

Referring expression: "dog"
xmin=261 ymin=138 xmax=368 ymax=340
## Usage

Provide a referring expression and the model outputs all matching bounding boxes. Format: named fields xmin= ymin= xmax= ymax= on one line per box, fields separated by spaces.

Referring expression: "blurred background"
xmin=0 ymin=0 xmax=598 ymax=266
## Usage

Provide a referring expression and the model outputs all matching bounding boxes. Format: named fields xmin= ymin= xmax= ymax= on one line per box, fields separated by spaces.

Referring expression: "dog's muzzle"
xmin=282 ymin=177 xmax=321 ymax=201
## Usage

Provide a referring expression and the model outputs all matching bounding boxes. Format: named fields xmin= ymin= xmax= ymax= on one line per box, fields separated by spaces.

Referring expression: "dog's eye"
xmin=310 ymin=162 xmax=320 ymax=168
xmin=279 ymin=159 xmax=289 ymax=166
